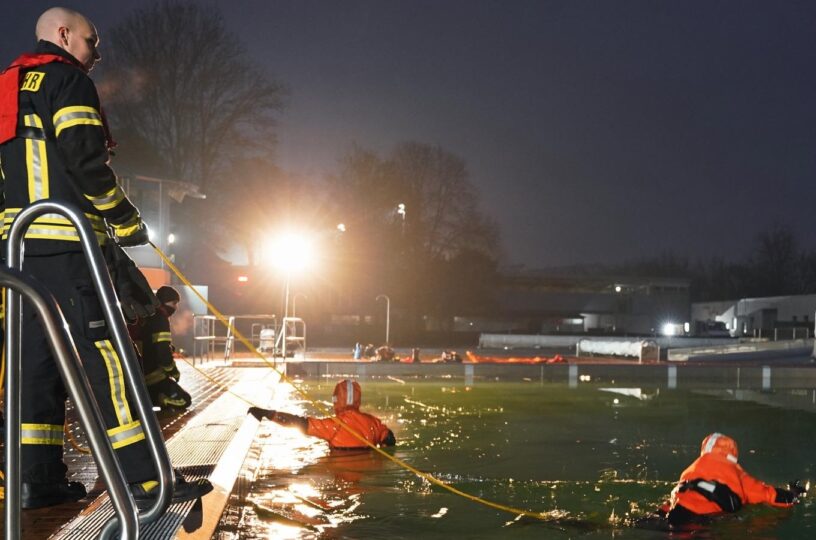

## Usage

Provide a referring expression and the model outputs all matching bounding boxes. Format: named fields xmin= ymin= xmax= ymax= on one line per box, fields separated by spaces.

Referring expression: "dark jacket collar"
xmin=34 ymin=40 xmax=82 ymax=68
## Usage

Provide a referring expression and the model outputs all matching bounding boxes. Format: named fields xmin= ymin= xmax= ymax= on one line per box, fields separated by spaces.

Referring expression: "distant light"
xmin=167 ymin=233 xmax=176 ymax=245
xmin=337 ymin=223 xmax=346 ymax=233
xmin=237 ymin=275 xmax=249 ymax=283
xmin=614 ymin=285 xmax=622 ymax=293
xmin=684 ymin=322 xmax=690 ymax=333
xmin=397 ymin=203 xmax=406 ymax=217
xmin=662 ymin=323 xmax=676 ymax=336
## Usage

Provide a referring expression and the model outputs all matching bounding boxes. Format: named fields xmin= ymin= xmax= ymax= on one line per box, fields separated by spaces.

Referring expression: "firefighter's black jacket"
xmin=0 ymin=40 xmax=142 ymax=254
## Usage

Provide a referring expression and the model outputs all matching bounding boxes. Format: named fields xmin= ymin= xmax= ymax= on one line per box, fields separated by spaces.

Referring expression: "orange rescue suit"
xmin=671 ymin=433 xmax=794 ymax=515
xmin=307 ymin=379 xmax=392 ymax=449
xmin=307 ymin=410 xmax=393 ymax=449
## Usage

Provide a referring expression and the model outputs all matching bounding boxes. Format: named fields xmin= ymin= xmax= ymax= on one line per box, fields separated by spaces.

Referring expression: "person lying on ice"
xmin=248 ymin=379 xmax=396 ymax=449
xmin=662 ymin=432 xmax=807 ymax=528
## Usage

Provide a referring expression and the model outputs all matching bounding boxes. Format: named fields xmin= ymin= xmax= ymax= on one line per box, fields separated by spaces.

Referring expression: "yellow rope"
xmin=65 ymin=418 xmax=92 ymax=454
xmin=150 ymin=242 xmax=552 ymax=520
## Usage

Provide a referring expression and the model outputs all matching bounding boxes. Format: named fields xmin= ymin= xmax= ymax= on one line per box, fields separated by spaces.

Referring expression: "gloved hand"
xmin=105 ymin=242 xmax=160 ymax=323
xmin=163 ymin=362 xmax=181 ymax=382
xmin=247 ymin=407 xmax=274 ymax=421
xmin=115 ymin=222 xmax=150 ymax=247
xmin=789 ymin=480 xmax=808 ymax=499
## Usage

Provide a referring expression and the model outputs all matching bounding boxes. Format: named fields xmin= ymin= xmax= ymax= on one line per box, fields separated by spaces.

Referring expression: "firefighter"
xmin=248 ymin=379 xmax=396 ymax=449
xmin=665 ymin=433 xmax=807 ymax=527
xmin=0 ymin=7 xmax=211 ymax=508
xmin=132 ymin=286 xmax=191 ymax=409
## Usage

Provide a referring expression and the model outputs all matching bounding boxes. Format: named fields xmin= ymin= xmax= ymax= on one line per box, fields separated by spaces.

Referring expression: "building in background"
xmin=692 ymin=294 xmax=816 ymax=338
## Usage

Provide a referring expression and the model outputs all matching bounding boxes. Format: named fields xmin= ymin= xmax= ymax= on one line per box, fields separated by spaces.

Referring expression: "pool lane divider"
xmin=150 ymin=242 xmax=561 ymax=522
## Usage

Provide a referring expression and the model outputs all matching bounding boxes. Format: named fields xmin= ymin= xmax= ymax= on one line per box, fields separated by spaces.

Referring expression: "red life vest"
xmin=0 ymin=53 xmax=77 ymax=144
xmin=0 ymin=52 xmax=115 ymax=148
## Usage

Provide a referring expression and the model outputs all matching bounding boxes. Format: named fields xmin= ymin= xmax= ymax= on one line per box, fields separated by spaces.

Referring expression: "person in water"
xmin=248 ymin=379 xmax=396 ymax=449
xmin=664 ymin=432 xmax=807 ymax=527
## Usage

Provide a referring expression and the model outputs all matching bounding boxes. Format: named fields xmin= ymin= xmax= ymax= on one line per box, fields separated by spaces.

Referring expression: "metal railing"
xmin=276 ymin=316 xmax=307 ymax=359
xmin=193 ymin=314 xmax=277 ymax=363
xmin=4 ymin=202 xmax=174 ymax=539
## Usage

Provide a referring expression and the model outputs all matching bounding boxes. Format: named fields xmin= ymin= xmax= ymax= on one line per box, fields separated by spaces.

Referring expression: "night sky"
xmin=3 ymin=1 xmax=816 ymax=268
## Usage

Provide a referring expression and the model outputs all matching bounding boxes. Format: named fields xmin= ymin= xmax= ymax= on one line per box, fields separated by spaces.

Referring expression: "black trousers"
xmin=20 ymin=252 xmax=155 ymax=483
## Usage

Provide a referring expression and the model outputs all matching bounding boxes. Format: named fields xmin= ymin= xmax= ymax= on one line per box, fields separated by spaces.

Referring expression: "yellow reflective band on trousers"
xmin=0 ymin=208 xmax=108 ymax=244
xmin=24 ymin=114 xmax=49 ymax=202
xmin=21 ymin=423 xmax=63 ymax=445
xmin=85 ymin=185 xmax=126 ymax=212
xmin=95 ymin=340 xmax=134 ymax=426
xmin=152 ymin=331 xmax=172 ymax=343
xmin=107 ymin=420 xmax=145 ymax=449
xmin=52 ymin=105 xmax=103 ymax=138
xmin=144 ymin=367 xmax=167 ymax=385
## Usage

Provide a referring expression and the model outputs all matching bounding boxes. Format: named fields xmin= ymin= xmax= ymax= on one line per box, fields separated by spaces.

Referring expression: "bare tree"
xmin=98 ymin=0 xmax=285 ymax=193
xmin=331 ymin=142 xmax=499 ymax=262
xmin=327 ymin=142 xmax=500 ymax=325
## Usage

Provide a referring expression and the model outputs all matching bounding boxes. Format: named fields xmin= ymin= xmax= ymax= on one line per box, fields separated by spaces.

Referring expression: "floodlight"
xmin=263 ymin=231 xmax=316 ymax=274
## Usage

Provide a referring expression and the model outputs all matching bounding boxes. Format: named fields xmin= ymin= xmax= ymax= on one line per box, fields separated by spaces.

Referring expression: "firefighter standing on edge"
xmin=0 ymin=7 xmax=211 ymax=508
xmin=664 ymin=432 xmax=807 ymax=527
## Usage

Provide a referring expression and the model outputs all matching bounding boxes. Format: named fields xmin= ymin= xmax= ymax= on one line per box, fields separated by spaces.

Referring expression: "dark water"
xmin=218 ymin=381 xmax=816 ymax=539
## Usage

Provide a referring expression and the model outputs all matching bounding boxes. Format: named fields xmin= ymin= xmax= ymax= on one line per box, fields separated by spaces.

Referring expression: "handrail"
xmin=5 ymin=202 xmax=173 ymax=538
xmin=2 ymin=266 xmax=138 ymax=539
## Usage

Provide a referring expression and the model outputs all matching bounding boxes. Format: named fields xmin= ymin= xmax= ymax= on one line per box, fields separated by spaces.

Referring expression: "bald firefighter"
xmin=248 ymin=379 xmax=396 ymax=449
xmin=665 ymin=433 xmax=807 ymax=527
xmin=0 ymin=7 xmax=210 ymax=507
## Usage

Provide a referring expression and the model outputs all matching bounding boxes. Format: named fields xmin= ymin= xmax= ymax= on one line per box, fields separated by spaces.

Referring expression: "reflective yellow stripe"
xmin=21 ymin=423 xmax=63 ymax=445
xmin=107 ymin=420 xmax=145 ymax=449
xmin=24 ymin=114 xmax=49 ymax=202
xmin=144 ymin=367 xmax=167 ymax=385
xmin=53 ymin=106 xmax=103 ymax=137
xmin=152 ymin=332 xmax=172 ymax=343
xmin=112 ymin=212 xmax=141 ymax=237
xmin=1 ymin=208 xmax=108 ymax=244
xmin=96 ymin=340 xmax=133 ymax=425
xmin=85 ymin=185 xmax=126 ymax=211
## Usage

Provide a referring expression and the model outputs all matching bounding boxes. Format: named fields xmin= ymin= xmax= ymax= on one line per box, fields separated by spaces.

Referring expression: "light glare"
xmin=263 ymin=231 xmax=316 ymax=273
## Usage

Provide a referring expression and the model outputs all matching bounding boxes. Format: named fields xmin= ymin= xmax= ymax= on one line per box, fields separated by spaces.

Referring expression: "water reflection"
xmin=224 ymin=381 xmax=816 ymax=539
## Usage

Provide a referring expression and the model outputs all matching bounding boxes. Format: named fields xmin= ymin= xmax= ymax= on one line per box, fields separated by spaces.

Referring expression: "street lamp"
xmin=376 ymin=294 xmax=391 ymax=345
xmin=293 ymin=293 xmax=308 ymax=318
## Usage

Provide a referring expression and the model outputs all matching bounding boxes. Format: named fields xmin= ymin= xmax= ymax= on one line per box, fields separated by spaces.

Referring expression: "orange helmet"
xmin=332 ymin=379 xmax=361 ymax=413
xmin=700 ymin=433 xmax=739 ymax=463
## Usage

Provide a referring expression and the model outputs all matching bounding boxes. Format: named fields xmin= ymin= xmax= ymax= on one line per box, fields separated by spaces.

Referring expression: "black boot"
xmin=130 ymin=472 xmax=213 ymax=509
xmin=21 ymin=478 xmax=86 ymax=509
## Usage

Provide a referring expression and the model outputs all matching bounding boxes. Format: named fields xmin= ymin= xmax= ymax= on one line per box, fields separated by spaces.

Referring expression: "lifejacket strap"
xmin=678 ymin=479 xmax=743 ymax=513
xmin=16 ymin=125 xmax=45 ymax=140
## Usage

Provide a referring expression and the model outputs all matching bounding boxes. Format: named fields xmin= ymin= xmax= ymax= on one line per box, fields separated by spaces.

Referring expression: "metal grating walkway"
xmin=2 ymin=364 xmax=274 ymax=539
xmin=50 ymin=368 xmax=269 ymax=539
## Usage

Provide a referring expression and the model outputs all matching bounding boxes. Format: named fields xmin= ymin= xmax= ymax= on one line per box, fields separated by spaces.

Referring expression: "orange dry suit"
xmin=248 ymin=379 xmax=395 ymax=450
xmin=669 ymin=433 xmax=797 ymax=521
xmin=306 ymin=380 xmax=394 ymax=449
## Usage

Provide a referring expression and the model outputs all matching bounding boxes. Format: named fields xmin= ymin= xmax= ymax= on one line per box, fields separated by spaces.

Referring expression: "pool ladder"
xmin=3 ymin=201 xmax=175 ymax=540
